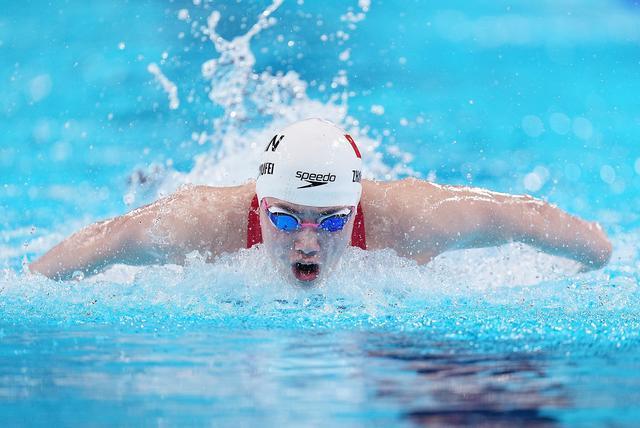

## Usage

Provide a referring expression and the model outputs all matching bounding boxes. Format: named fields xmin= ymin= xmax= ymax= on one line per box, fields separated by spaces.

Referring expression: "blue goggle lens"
xmin=268 ymin=212 xmax=300 ymax=232
xmin=318 ymin=215 xmax=349 ymax=232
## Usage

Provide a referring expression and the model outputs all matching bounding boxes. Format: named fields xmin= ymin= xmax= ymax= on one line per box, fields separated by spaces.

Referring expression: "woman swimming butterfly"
xmin=31 ymin=119 xmax=612 ymax=285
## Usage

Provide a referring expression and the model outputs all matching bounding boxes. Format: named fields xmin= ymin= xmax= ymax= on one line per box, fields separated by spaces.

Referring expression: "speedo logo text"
xmin=296 ymin=170 xmax=336 ymax=189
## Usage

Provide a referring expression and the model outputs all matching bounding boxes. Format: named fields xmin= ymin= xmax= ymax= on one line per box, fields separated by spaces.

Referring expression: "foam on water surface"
xmin=4 ymin=231 xmax=639 ymax=356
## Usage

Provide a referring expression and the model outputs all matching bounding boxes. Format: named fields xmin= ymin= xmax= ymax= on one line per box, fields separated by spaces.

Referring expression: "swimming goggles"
xmin=262 ymin=200 xmax=353 ymax=233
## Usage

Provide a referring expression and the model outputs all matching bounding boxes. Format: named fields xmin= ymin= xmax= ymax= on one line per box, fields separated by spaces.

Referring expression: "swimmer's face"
xmin=259 ymin=197 xmax=355 ymax=287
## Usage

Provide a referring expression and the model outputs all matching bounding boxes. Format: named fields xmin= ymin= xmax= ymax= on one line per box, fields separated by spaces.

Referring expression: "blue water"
xmin=2 ymin=0 xmax=640 ymax=426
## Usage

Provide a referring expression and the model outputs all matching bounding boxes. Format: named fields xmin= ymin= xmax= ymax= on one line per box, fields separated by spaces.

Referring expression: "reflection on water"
xmin=365 ymin=335 xmax=566 ymax=427
xmin=2 ymin=326 xmax=614 ymax=427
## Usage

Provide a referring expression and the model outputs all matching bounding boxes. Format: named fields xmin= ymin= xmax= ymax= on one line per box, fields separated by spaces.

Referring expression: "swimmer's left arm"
xmin=455 ymin=189 xmax=612 ymax=270
xmin=376 ymin=179 xmax=612 ymax=270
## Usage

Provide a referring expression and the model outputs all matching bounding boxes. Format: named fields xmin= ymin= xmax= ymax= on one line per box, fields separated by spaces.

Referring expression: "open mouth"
xmin=292 ymin=262 xmax=320 ymax=282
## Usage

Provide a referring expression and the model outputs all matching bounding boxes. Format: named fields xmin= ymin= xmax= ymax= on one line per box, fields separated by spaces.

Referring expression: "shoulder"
xmin=167 ymin=181 xmax=256 ymax=205
xmin=360 ymin=178 xmax=464 ymax=255
xmin=361 ymin=178 xmax=442 ymax=210
xmin=164 ymin=182 xmax=256 ymax=229
xmin=360 ymin=178 xmax=438 ymax=250
xmin=128 ymin=182 xmax=256 ymax=255
xmin=363 ymin=178 xmax=513 ymax=209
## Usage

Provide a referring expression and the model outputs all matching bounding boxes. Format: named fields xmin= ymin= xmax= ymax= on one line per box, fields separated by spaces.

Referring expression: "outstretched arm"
xmin=364 ymin=179 xmax=612 ymax=270
xmin=29 ymin=214 xmax=145 ymax=280
xmin=29 ymin=185 xmax=250 ymax=280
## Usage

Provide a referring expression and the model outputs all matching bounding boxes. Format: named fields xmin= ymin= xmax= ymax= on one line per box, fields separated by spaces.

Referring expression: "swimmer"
xmin=30 ymin=118 xmax=612 ymax=284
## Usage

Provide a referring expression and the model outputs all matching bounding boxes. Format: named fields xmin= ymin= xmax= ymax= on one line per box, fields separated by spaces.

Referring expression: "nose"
xmin=294 ymin=228 xmax=321 ymax=256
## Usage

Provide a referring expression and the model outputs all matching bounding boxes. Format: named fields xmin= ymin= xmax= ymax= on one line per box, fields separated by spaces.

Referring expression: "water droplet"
xmin=572 ymin=117 xmax=593 ymax=140
xmin=28 ymin=74 xmax=52 ymax=103
xmin=178 ymin=9 xmax=190 ymax=21
xmin=599 ymin=165 xmax=615 ymax=184
xmin=521 ymin=115 xmax=544 ymax=138
xmin=370 ymin=104 xmax=384 ymax=115
xmin=549 ymin=112 xmax=570 ymax=135
xmin=524 ymin=172 xmax=543 ymax=192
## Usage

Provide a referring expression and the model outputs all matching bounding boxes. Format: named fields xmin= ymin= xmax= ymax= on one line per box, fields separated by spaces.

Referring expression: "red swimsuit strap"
xmin=246 ymin=195 xmax=366 ymax=250
xmin=351 ymin=201 xmax=367 ymax=250
xmin=246 ymin=195 xmax=263 ymax=249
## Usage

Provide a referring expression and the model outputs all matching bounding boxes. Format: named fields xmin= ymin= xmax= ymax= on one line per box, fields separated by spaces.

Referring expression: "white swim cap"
xmin=256 ymin=118 xmax=363 ymax=207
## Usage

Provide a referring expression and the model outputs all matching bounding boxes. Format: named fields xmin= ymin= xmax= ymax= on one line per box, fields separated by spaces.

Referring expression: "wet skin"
xmin=29 ymin=179 xmax=612 ymax=281
xmin=259 ymin=197 xmax=355 ymax=286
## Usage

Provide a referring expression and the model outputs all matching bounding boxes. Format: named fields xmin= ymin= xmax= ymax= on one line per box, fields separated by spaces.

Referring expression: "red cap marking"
xmin=344 ymin=134 xmax=361 ymax=158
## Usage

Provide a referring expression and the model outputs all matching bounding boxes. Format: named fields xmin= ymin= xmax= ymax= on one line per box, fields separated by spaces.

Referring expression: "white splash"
xmin=137 ymin=0 xmax=413 ymax=202
xmin=342 ymin=0 xmax=370 ymax=24
xmin=147 ymin=63 xmax=179 ymax=110
xmin=5 ymin=232 xmax=638 ymax=334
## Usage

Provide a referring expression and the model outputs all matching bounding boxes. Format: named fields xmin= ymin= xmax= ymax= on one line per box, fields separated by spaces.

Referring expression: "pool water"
xmin=2 ymin=0 xmax=640 ymax=426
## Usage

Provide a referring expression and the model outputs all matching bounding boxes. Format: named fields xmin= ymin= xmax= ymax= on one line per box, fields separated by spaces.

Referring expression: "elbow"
xmin=28 ymin=257 xmax=72 ymax=281
xmin=584 ymin=225 xmax=612 ymax=270
xmin=27 ymin=258 xmax=49 ymax=278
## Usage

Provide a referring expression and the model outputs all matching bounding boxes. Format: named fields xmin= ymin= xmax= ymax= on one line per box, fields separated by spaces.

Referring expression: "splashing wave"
xmin=131 ymin=0 xmax=414 ymax=205
xmin=4 ymin=230 xmax=639 ymax=355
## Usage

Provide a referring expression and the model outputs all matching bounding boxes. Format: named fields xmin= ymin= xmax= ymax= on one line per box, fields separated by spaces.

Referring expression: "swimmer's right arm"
xmin=29 ymin=197 xmax=193 ymax=280
xmin=29 ymin=213 xmax=155 ymax=280
xmin=29 ymin=186 xmax=248 ymax=280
